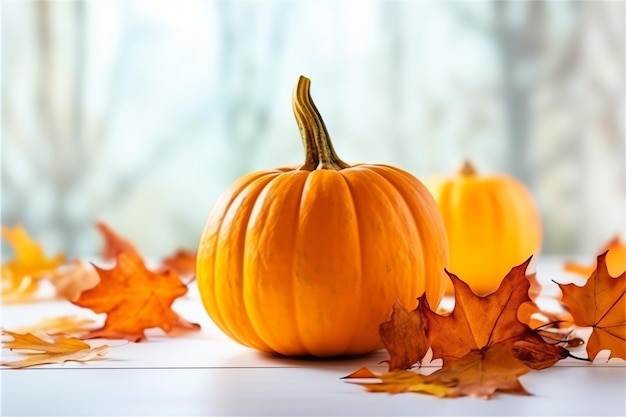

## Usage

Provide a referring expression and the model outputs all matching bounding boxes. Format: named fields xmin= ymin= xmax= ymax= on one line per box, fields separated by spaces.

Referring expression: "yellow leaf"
xmin=1 ymin=331 xmax=108 ymax=368
xmin=1 ymin=224 xmax=66 ymax=302
xmin=9 ymin=315 xmax=97 ymax=336
xmin=350 ymin=369 xmax=452 ymax=397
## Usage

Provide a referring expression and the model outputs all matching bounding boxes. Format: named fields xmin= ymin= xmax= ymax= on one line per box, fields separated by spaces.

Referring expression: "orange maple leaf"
xmin=564 ymin=236 xmax=626 ymax=278
xmin=419 ymin=258 xmax=568 ymax=370
xmin=161 ymin=249 xmax=197 ymax=277
xmin=95 ymin=221 xmax=141 ymax=260
xmin=557 ymin=251 xmax=625 ymax=360
xmin=1 ymin=224 xmax=65 ymax=302
xmin=72 ymin=250 xmax=200 ymax=342
xmin=379 ymin=300 xmax=428 ymax=371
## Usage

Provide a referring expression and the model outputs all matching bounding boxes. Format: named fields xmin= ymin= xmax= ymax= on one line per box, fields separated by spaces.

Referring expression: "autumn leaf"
xmin=1 ymin=224 xmax=65 ymax=302
xmin=526 ymin=272 xmax=542 ymax=300
xmin=379 ymin=300 xmax=428 ymax=370
xmin=95 ymin=221 xmax=192 ymax=283
xmin=516 ymin=302 xmax=581 ymax=349
xmin=424 ymin=344 xmax=531 ymax=399
xmin=557 ymin=251 xmax=625 ymax=360
xmin=9 ymin=315 xmax=97 ymax=337
xmin=96 ymin=221 xmax=141 ymax=260
xmin=564 ymin=236 xmax=626 ymax=278
xmin=345 ymin=344 xmax=529 ymax=400
xmin=517 ymin=302 xmax=574 ymax=330
xmin=161 ymin=249 xmax=197 ymax=277
xmin=1 ymin=331 xmax=108 ymax=368
xmin=49 ymin=260 xmax=100 ymax=301
xmin=72 ymin=250 xmax=200 ymax=341
xmin=346 ymin=369 xmax=452 ymax=398
xmin=419 ymin=258 xmax=568 ymax=370
xmin=342 ymin=367 xmax=380 ymax=379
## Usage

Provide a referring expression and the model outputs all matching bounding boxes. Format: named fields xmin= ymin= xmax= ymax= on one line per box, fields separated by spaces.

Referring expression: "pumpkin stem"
xmin=458 ymin=160 xmax=477 ymax=176
xmin=292 ymin=76 xmax=350 ymax=171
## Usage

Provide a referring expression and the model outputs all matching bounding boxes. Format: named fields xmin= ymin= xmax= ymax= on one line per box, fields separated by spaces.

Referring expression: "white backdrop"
xmin=2 ymin=0 xmax=624 ymax=257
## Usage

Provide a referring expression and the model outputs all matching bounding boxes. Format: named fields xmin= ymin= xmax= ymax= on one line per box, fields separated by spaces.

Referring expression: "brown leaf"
xmin=558 ymin=252 xmax=625 ymax=360
xmin=1 ymin=331 xmax=108 ymax=368
xmin=95 ymin=221 xmax=141 ymax=260
xmin=342 ymin=367 xmax=380 ymax=379
xmin=423 ymin=343 xmax=531 ymax=399
xmin=419 ymin=258 xmax=568 ymax=369
xmin=347 ymin=344 xmax=530 ymax=399
xmin=72 ymin=250 xmax=200 ymax=341
xmin=49 ymin=260 xmax=100 ymax=301
xmin=517 ymin=302 xmax=574 ymax=331
xmin=379 ymin=300 xmax=428 ymax=371
xmin=1 ymin=224 xmax=65 ymax=302
xmin=526 ymin=272 xmax=542 ymax=300
xmin=512 ymin=332 xmax=570 ymax=370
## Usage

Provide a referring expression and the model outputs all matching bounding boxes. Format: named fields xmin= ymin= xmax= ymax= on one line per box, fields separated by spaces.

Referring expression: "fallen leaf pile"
xmin=345 ymin=245 xmax=626 ymax=400
xmin=1 ymin=222 xmax=200 ymax=367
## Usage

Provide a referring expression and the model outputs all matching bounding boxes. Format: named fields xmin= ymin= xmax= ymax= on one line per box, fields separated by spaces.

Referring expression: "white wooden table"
xmin=1 ymin=256 xmax=624 ymax=416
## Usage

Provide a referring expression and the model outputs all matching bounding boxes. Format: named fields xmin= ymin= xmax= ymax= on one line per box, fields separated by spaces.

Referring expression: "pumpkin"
xmin=196 ymin=76 xmax=448 ymax=357
xmin=423 ymin=161 xmax=542 ymax=296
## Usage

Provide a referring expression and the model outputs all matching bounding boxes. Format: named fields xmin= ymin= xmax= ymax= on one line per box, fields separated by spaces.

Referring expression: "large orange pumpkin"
xmin=423 ymin=161 xmax=542 ymax=296
xmin=196 ymin=76 xmax=448 ymax=357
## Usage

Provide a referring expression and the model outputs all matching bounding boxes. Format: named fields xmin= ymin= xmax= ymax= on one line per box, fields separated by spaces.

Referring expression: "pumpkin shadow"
xmin=222 ymin=348 xmax=389 ymax=373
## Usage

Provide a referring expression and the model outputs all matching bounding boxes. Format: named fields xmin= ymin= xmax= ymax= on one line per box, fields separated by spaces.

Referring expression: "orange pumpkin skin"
xmin=423 ymin=162 xmax=542 ymax=296
xmin=196 ymin=77 xmax=448 ymax=357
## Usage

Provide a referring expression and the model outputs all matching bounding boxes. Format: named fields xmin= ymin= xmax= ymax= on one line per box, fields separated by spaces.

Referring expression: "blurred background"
xmin=2 ymin=0 xmax=624 ymax=258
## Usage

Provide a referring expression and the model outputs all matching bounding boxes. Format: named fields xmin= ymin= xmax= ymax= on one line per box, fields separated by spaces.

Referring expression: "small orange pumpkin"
xmin=423 ymin=161 xmax=542 ymax=296
xmin=196 ymin=76 xmax=448 ymax=357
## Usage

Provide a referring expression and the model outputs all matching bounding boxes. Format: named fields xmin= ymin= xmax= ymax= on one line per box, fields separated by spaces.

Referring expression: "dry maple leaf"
xmin=379 ymin=300 xmax=428 ymax=371
xmin=95 ymin=221 xmax=141 ymax=260
xmin=526 ymin=272 xmax=542 ymax=300
xmin=564 ymin=236 xmax=626 ymax=278
xmin=422 ymin=343 xmax=531 ymax=399
xmin=346 ymin=369 xmax=452 ymax=397
xmin=9 ymin=315 xmax=97 ymax=337
xmin=517 ymin=302 xmax=580 ymax=349
xmin=345 ymin=344 xmax=529 ymax=400
xmin=161 ymin=249 xmax=197 ymax=277
xmin=49 ymin=260 xmax=100 ymax=301
xmin=72 ymin=250 xmax=200 ymax=341
xmin=557 ymin=251 xmax=625 ymax=361
xmin=1 ymin=224 xmax=66 ymax=301
xmin=1 ymin=330 xmax=108 ymax=368
xmin=419 ymin=257 xmax=568 ymax=370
